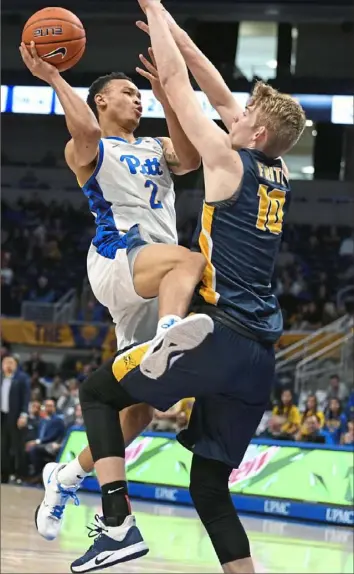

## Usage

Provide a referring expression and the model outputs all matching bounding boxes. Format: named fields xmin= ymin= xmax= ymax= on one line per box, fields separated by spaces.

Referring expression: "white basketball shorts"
xmin=87 ymin=243 xmax=158 ymax=351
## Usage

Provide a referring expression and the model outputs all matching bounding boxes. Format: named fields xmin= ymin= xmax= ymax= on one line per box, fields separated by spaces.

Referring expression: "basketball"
xmin=21 ymin=7 xmax=86 ymax=72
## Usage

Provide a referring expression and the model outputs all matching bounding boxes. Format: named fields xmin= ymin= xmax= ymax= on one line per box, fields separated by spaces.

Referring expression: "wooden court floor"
xmin=1 ymin=485 xmax=353 ymax=573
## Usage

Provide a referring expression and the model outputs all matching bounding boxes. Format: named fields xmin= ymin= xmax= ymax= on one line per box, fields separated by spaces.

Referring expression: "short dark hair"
xmin=87 ymin=72 xmax=132 ymax=119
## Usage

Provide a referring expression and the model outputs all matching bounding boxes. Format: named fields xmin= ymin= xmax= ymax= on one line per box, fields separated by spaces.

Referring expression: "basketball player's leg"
xmin=132 ymin=242 xmax=206 ymax=318
xmin=58 ymin=403 xmax=153 ymax=479
xmin=130 ymin=241 xmax=214 ymax=377
xmin=189 ymin=455 xmax=254 ymax=574
xmin=72 ymin=326 xmax=258 ymax=571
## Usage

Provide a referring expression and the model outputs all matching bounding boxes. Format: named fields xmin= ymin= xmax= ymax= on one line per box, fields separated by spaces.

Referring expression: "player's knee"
xmin=79 ymin=374 xmax=98 ymax=407
xmin=185 ymin=251 xmax=207 ymax=279
xmin=189 ymin=454 xmax=230 ymax=510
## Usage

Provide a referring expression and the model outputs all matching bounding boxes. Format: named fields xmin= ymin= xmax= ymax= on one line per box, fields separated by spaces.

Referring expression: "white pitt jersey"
xmin=82 ymin=136 xmax=177 ymax=254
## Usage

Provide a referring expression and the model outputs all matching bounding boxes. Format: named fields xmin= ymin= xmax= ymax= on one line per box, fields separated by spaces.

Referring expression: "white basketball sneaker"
xmin=35 ymin=462 xmax=81 ymax=541
xmin=140 ymin=314 xmax=214 ymax=379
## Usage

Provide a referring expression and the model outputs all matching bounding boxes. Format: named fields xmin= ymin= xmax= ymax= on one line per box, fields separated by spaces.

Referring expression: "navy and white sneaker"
xmin=140 ymin=314 xmax=214 ymax=379
xmin=71 ymin=514 xmax=148 ymax=573
xmin=35 ymin=462 xmax=80 ymax=541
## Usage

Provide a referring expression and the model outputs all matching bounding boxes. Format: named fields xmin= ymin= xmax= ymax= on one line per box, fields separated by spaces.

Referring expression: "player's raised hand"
xmin=19 ymin=41 xmax=59 ymax=84
xmin=136 ymin=47 xmax=167 ymax=104
xmin=136 ymin=8 xmax=175 ymax=34
xmin=137 ymin=0 xmax=161 ymax=13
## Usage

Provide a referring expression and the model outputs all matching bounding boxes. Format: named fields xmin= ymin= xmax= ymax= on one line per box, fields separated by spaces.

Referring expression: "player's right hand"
xmin=136 ymin=47 xmax=167 ymax=104
xmin=19 ymin=41 xmax=59 ymax=84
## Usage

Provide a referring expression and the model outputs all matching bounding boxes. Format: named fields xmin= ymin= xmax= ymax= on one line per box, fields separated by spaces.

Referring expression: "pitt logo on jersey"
xmin=120 ymin=154 xmax=163 ymax=177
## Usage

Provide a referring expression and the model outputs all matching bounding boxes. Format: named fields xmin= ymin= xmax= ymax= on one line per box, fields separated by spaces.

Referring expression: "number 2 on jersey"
xmin=256 ymin=184 xmax=286 ymax=235
xmin=145 ymin=179 xmax=162 ymax=210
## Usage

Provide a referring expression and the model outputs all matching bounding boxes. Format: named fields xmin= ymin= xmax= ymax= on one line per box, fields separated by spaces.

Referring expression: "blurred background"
xmin=1 ymin=0 xmax=353 ymax=484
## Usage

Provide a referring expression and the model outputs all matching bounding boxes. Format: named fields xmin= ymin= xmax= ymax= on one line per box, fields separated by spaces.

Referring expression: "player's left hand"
xmin=136 ymin=47 xmax=167 ymax=104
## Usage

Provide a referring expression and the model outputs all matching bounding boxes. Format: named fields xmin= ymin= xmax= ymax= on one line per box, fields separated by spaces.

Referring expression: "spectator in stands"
xmin=30 ymin=371 xmax=47 ymax=402
xmin=57 ymin=379 xmax=80 ymax=427
xmin=339 ymin=232 xmax=354 ymax=257
xmin=341 ymin=419 xmax=354 ymax=445
xmin=69 ymin=403 xmax=84 ymax=428
xmin=25 ymin=399 xmax=65 ymax=480
xmin=50 ymin=375 xmax=67 ymax=401
xmin=29 ymin=276 xmax=55 ymax=304
xmin=1 ymin=355 xmax=30 ymax=483
xmin=24 ymin=352 xmax=48 ymax=378
xmin=322 ymin=301 xmax=338 ymax=325
xmin=43 ymin=239 xmax=62 ymax=262
xmin=295 ymin=394 xmax=325 ymax=443
xmin=301 ymin=301 xmax=322 ymax=330
xmin=25 ymin=400 xmax=42 ymax=442
xmin=1 ymin=251 xmax=14 ymax=285
xmin=326 ymin=374 xmax=349 ymax=404
xmin=323 ymin=398 xmax=347 ymax=444
xmin=266 ymin=389 xmax=301 ymax=440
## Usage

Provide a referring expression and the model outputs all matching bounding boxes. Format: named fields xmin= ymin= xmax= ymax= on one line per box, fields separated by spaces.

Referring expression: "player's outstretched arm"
xmin=136 ymin=48 xmax=200 ymax=175
xmin=136 ymin=14 xmax=242 ymax=131
xmin=19 ymin=41 xmax=100 ymax=172
xmin=139 ymin=1 xmax=243 ymax=202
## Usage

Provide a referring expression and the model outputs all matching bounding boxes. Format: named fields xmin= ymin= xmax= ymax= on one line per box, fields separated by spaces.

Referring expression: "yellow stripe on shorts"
xmin=112 ymin=342 xmax=150 ymax=382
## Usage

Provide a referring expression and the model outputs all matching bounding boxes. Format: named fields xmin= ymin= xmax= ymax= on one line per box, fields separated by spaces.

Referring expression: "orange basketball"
xmin=22 ymin=7 xmax=86 ymax=72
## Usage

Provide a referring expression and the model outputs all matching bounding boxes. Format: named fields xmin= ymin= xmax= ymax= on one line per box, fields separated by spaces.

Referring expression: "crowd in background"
xmin=0 ymin=348 xmax=195 ymax=485
xmin=1 ymin=345 xmax=353 ymax=486
xmin=2 ymin=195 xmax=354 ymax=326
xmin=264 ymin=376 xmax=354 ymax=445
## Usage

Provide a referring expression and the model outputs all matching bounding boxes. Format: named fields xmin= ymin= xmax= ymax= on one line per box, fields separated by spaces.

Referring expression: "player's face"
xmin=99 ymin=79 xmax=143 ymax=130
xmin=229 ymin=104 xmax=266 ymax=150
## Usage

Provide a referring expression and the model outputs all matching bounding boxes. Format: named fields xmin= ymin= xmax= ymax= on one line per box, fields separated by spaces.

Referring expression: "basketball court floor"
xmin=1 ymin=485 xmax=353 ymax=573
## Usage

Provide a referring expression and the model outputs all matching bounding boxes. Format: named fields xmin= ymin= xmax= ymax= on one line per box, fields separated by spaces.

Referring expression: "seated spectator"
xmin=341 ymin=419 xmax=354 ymax=446
xmin=57 ymin=379 xmax=79 ymax=427
xmin=323 ymin=398 xmax=348 ymax=444
xmin=25 ymin=400 xmax=42 ymax=442
xmin=50 ymin=375 xmax=67 ymax=401
xmin=30 ymin=371 xmax=47 ymax=402
xmin=295 ymin=394 xmax=325 ymax=442
xmin=266 ymin=389 xmax=301 ymax=440
xmin=25 ymin=399 xmax=65 ymax=480
xmin=29 ymin=276 xmax=55 ymax=304
xmin=326 ymin=374 xmax=349 ymax=404
xmin=69 ymin=404 xmax=84 ymax=428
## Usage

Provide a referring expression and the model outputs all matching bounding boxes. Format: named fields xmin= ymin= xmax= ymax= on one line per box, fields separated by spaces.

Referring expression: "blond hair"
xmin=250 ymin=81 xmax=306 ymax=156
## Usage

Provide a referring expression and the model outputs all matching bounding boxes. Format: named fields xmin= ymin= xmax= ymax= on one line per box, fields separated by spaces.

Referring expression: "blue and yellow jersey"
xmin=191 ymin=148 xmax=291 ymax=343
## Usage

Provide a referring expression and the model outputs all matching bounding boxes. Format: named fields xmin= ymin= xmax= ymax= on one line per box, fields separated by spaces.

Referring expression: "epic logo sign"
xmin=228 ymin=446 xmax=280 ymax=487
xmin=125 ymin=437 xmax=153 ymax=467
xmin=34 ymin=27 xmax=63 ymax=37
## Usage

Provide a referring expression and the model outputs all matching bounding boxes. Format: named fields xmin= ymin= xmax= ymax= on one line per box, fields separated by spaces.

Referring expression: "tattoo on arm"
xmin=164 ymin=148 xmax=181 ymax=168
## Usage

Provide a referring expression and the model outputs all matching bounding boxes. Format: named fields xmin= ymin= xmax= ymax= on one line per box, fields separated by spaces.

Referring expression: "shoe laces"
xmin=86 ymin=515 xmax=109 ymax=549
xmin=49 ymin=484 xmax=80 ymax=521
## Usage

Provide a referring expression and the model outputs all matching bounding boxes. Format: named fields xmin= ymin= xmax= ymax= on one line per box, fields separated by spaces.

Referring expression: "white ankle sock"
xmin=57 ymin=457 xmax=89 ymax=487
xmin=157 ymin=315 xmax=181 ymax=336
